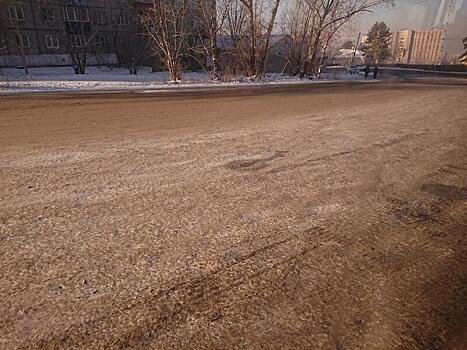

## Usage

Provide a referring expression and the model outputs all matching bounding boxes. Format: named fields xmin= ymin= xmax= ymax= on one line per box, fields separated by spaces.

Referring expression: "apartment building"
xmin=0 ymin=0 xmax=141 ymax=67
xmin=460 ymin=37 xmax=467 ymax=65
xmin=409 ymin=29 xmax=444 ymax=64
xmin=389 ymin=29 xmax=412 ymax=64
xmin=389 ymin=29 xmax=445 ymax=65
xmin=0 ymin=0 xmax=205 ymax=69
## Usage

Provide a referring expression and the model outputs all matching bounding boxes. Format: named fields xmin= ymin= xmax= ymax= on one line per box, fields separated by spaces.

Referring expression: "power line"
xmin=359 ymin=0 xmax=432 ymax=18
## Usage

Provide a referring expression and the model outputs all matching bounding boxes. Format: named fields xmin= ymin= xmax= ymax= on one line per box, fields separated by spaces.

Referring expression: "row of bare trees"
xmin=1 ymin=0 xmax=392 ymax=79
xmin=143 ymin=0 xmax=392 ymax=81
xmin=281 ymin=0 xmax=393 ymax=77
xmin=144 ymin=0 xmax=286 ymax=80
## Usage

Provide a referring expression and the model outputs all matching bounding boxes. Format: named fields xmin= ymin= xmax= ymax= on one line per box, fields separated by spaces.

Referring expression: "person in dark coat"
xmin=364 ymin=65 xmax=370 ymax=79
xmin=373 ymin=66 xmax=379 ymax=79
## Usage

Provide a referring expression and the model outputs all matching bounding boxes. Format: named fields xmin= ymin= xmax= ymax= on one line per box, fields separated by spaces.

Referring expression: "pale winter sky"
xmin=354 ymin=0 xmax=467 ymax=55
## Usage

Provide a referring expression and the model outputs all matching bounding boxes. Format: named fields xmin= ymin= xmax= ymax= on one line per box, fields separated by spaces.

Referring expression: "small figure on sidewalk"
xmin=373 ymin=66 xmax=379 ymax=79
xmin=364 ymin=65 xmax=370 ymax=79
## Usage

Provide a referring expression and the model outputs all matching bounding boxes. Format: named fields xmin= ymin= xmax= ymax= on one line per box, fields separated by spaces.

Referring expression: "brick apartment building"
xmin=0 ymin=0 xmax=204 ymax=69
xmin=389 ymin=29 xmax=445 ymax=64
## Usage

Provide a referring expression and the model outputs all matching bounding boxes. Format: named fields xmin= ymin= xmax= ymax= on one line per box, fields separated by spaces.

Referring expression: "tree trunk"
xmin=301 ymin=30 xmax=319 ymax=78
xmin=255 ymin=0 xmax=281 ymax=78
xmin=316 ymin=39 xmax=330 ymax=79
xmin=308 ymin=34 xmax=321 ymax=77
xmin=72 ymin=53 xmax=86 ymax=74
xmin=14 ymin=22 xmax=28 ymax=74
xmin=231 ymin=38 xmax=238 ymax=77
xmin=244 ymin=1 xmax=256 ymax=77
xmin=210 ymin=34 xmax=221 ymax=80
xmin=168 ymin=58 xmax=179 ymax=82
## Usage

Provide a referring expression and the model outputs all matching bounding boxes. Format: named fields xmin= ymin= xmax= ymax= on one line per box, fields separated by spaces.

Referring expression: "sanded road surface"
xmin=1 ymin=81 xmax=467 ymax=349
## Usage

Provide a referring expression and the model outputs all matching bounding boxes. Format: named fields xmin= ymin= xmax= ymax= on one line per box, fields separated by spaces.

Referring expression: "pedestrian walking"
xmin=373 ymin=66 xmax=379 ymax=79
xmin=364 ymin=65 xmax=370 ymax=79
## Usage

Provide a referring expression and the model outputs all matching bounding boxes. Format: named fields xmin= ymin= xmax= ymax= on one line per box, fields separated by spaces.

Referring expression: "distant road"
xmin=380 ymin=67 xmax=467 ymax=79
xmin=326 ymin=65 xmax=467 ymax=80
xmin=1 ymin=79 xmax=466 ymax=349
xmin=1 ymin=74 xmax=465 ymax=98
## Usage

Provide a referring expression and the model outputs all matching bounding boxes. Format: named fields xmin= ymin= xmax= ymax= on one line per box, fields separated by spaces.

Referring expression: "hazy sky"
xmin=355 ymin=0 xmax=467 ymax=54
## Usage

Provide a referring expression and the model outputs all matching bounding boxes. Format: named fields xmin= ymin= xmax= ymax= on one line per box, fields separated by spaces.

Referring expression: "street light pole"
xmin=351 ymin=32 xmax=361 ymax=65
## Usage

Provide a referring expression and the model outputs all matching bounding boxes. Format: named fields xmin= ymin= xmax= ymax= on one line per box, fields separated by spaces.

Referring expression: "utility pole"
xmin=439 ymin=0 xmax=454 ymax=64
xmin=351 ymin=32 xmax=361 ymax=65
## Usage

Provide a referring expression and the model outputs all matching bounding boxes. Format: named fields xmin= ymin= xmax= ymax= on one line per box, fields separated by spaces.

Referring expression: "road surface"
xmin=1 ymin=80 xmax=466 ymax=349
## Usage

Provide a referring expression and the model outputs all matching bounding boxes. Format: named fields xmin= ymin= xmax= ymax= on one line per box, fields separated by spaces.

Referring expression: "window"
xmin=94 ymin=11 xmax=106 ymax=24
xmin=95 ymin=35 xmax=107 ymax=48
xmin=117 ymin=13 xmax=129 ymax=25
xmin=63 ymin=7 xmax=89 ymax=22
xmin=71 ymin=35 xmax=85 ymax=47
xmin=9 ymin=6 xmax=25 ymax=21
xmin=78 ymin=7 xmax=89 ymax=22
xmin=41 ymin=6 xmax=58 ymax=22
xmin=15 ymin=34 xmax=30 ymax=48
xmin=45 ymin=35 xmax=59 ymax=49
xmin=64 ymin=7 xmax=77 ymax=21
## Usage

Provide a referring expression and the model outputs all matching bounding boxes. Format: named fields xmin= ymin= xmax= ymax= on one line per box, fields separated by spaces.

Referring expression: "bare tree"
xmin=193 ymin=0 xmax=229 ymax=80
xmin=68 ymin=34 xmax=98 ymax=74
xmin=56 ymin=3 xmax=100 ymax=74
xmin=237 ymin=0 xmax=283 ymax=78
xmin=222 ymin=0 xmax=247 ymax=77
xmin=110 ymin=3 xmax=147 ymax=74
xmin=121 ymin=30 xmax=148 ymax=75
xmin=281 ymin=0 xmax=312 ymax=76
xmin=110 ymin=1 xmax=142 ymax=72
xmin=142 ymin=0 xmax=191 ymax=82
xmin=254 ymin=0 xmax=281 ymax=77
xmin=62 ymin=7 xmax=97 ymax=74
xmin=283 ymin=0 xmax=393 ymax=78
xmin=315 ymin=19 xmax=353 ymax=78
xmin=110 ymin=3 xmax=127 ymax=68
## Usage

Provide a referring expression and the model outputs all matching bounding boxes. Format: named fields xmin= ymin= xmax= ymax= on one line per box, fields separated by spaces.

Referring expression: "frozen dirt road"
xmin=1 ymin=80 xmax=467 ymax=349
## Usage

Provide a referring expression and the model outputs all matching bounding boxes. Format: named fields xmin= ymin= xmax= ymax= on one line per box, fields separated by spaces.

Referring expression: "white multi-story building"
xmin=389 ymin=29 xmax=445 ymax=64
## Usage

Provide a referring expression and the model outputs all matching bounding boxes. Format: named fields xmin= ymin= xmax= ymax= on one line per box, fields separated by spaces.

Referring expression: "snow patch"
xmin=0 ymin=66 xmax=364 ymax=94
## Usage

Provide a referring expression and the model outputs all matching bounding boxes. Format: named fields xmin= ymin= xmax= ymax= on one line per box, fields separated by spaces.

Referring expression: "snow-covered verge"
xmin=0 ymin=66 xmax=363 ymax=94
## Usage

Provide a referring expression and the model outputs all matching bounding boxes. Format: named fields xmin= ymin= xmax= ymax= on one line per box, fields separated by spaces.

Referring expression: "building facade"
xmin=409 ymin=29 xmax=444 ymax=64
xmin=389 ymin=29 xmax=412 ymax=63
xmin=389 ymin=29 xmax=445 ymax=65
xmin=0 ymin=0 xmax=205 ymax=69
xmin=0 ymin=0 xmax=143 ymax=67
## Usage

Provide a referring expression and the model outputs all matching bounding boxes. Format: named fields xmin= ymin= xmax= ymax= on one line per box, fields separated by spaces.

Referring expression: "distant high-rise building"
xmin=389 ymin=29 xmax=445 ymax=64
xmin=408 ymin=29 xmax=445 ymax=64
xmin=389 ymin=30 xmax=413 ymax=63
